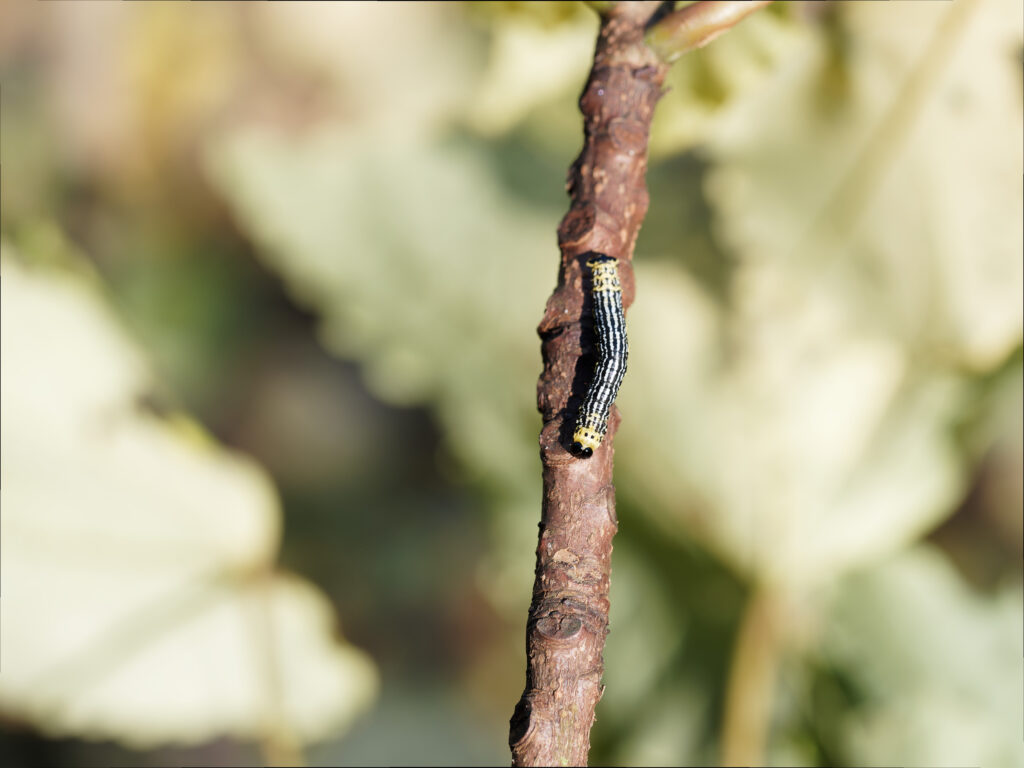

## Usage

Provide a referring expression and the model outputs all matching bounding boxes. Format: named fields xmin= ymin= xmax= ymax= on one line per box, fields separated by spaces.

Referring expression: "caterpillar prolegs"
xmin=572 ymin=254 xmax=628 ymax=458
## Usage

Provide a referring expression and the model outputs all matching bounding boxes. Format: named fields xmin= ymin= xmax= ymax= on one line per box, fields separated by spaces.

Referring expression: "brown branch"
xmin=509 ymin=3 xmax=668 ymax=765
xmin=646 ymin=1 xmax=775 ymax=63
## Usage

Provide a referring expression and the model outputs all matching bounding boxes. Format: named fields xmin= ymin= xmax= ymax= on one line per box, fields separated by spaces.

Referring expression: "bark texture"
xmin=509 ymin=4 xmax=668 ymax=765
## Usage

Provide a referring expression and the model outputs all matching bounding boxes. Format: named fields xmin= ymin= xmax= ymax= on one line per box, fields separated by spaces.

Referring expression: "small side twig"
xmin=646 ymin=0 xmax=775 ymax=62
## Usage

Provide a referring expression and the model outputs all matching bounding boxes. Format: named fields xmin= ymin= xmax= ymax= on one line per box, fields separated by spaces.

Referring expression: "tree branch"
xmin=509 ymin=3 xmax=668 ymax=765
xmin=646 ymin=0 xmax=775 ymax=63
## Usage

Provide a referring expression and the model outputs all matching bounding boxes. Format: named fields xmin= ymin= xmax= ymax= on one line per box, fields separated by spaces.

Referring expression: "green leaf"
xmin=617 ymin=261 xmax=968 ymax=587
xmin=705 ymin=0 xmax=1023 ymax=369
xmin=823 ymin=546 xmax=1024 ymax=767
xmin=0 ymin=243 xmax=377 ymax=747
xmin=205 ymin=128 xmax=552 ymax=606
xmin=206 ymin=128 xmax=555 ymax=498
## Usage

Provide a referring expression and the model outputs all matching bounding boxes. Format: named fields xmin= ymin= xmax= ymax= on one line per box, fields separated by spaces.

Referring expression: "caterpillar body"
xmin=572 ymin=254 xmax=628 ymax=458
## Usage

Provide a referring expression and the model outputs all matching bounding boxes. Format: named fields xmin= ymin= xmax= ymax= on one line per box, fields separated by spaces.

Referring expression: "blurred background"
xmin=1 ymin=1 xmax=1021 ymax=766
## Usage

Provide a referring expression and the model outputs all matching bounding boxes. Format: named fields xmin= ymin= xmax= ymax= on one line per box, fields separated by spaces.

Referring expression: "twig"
xmin=646 ymin=1 xmax=775 ymax=63
xmin=509 ymin=3 xmax=668 ymax=765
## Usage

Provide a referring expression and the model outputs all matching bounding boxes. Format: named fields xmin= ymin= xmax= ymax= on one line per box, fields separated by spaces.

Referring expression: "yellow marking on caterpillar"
xmin=572 ymin=413 xmax=606 ymax=458
xmin=588 ymin=256 xmax=622 ymax=294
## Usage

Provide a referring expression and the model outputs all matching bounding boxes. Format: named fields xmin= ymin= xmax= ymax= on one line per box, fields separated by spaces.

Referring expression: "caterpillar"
xmin=572 ymin=254 xmax=628 ymax=458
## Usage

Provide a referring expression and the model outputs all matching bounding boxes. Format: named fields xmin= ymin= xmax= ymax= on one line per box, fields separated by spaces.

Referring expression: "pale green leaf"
xmin=205 ymin=128 xmax=553 ymax=609
xmin=205 ymin=128 xmax=554 ymax=497
xmin=0 ymin=245 xmax=377 ymax=747
xmin=617 ymin=261 xmax=968 ymax=587
xmin=824 ymin=546 xmax=1024 ymax=767
xmin=706 ymin=0 xmax=1024 ymax=368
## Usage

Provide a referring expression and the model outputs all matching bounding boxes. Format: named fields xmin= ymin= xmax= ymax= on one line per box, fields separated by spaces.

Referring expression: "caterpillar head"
xmin=571 ymin=423 xmax=602 ymax=458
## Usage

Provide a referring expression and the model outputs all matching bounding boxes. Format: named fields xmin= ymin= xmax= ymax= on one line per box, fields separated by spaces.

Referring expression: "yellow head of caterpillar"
xmin=572 ymin=416 xmax=604 ymax=458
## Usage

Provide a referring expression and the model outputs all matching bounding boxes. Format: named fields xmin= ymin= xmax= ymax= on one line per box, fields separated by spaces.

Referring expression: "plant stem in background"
xmin=719 ymin=587 xmax=784 ymax=767
xmin=251 ymin=571 xmax=306 ymax=767
xmin=510 ymin=2 xmax=777 ymax=764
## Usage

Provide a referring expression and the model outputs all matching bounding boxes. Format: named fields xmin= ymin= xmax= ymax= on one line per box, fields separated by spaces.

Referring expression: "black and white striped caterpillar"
xmin=572 ymin=254 xmax=628 ymax=458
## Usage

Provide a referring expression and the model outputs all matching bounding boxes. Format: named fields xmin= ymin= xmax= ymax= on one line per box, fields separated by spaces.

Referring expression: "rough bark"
xmin=509 ymin=4 xmax=668 ymax=765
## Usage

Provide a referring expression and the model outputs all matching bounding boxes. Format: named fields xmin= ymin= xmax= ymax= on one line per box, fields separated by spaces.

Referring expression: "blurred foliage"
xmin=0 ymin=244 xmax=377 ymax=751
xmin=819 ymin=546 xmax=1022 ymax=767
xmin=1 ymin=0 xmax=1021 ymax=766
